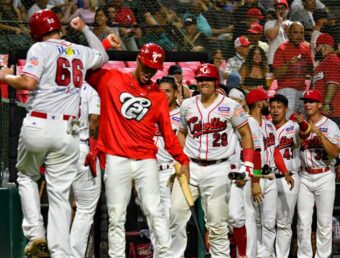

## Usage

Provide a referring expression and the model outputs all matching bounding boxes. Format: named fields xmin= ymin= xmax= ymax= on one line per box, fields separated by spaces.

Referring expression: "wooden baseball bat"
xmin=174 ymin=163 xmax=210 ymax=257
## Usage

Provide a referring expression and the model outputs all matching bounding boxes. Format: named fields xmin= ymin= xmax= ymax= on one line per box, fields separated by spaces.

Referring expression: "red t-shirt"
xmin=313 ymin=53 xmax=340 ymax=117
xmin=114 ymin=7 xmax=137 ymax=26
xmin=273 ymin=41 xmax=313 ymax=91
xmin=86 ymin=69 xmax=189 ymax=165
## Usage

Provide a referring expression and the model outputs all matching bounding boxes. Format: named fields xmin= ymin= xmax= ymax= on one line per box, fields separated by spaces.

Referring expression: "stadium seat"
xmin=177 ymin=61 xmax=201 ymax=71
xmin=152 ymin=70 xmax=168 ymax=82
xmin=126 ymin=61 xmax=137 ymax=68
xmin=118 ymin=67 xmax=135 ymax=73
xmin=102 ymin=61 xmax=126 ymax=69
xmin=163 ymin=62 xmax=177 ymax=71
xmin=182 ymin=67 xmax=195 ymax=81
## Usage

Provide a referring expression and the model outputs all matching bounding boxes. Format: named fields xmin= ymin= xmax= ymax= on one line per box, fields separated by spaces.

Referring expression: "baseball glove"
xmin=25 ymin=239 xmax=50 ymax=258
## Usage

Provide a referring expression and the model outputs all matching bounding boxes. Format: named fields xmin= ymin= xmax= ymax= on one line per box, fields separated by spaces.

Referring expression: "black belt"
xmin=158 ymin=164 xmax=172 ymax=171
xmin=191 ymin=157 xmax=229 ymax=167
xmin=275 ymin=172 xmax=293 ymax=178
xmin=80 ymin=139 xmax=89 ymax=144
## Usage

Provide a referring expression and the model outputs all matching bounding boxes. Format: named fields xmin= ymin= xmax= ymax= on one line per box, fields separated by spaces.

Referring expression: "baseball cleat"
xmin=25 ymin=239 xmax=50 ymax=258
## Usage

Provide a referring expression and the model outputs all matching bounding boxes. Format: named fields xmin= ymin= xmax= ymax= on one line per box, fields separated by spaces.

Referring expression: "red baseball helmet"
xmin=137 ymin=43 xmax=165 ymax=70
xmin=195 ymin=63 xmax=219 ymax=80
xmin=29 ymin=9 xmax=61 ymax=41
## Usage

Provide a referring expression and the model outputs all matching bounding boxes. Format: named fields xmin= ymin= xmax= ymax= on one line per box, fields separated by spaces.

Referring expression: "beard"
xmin=314 ymin=50 xmax=323 ymax=61
xmin=261 ymin=106 xmax=270 ymax=116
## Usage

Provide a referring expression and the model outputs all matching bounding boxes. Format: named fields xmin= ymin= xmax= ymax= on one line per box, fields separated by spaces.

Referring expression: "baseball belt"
xmin=30 ymin=111 xmax=76 ymax=121
xmin=305 ymin=166 xmax=330 ymax=174
xmin=158 ymin=163 xmax=172 ymax=171
xmin=190 ymin=157 xmax=229 ymax=167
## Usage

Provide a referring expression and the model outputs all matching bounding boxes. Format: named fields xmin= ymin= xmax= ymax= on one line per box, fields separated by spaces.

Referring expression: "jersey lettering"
xmin=212 ymin=132 xmax=228 ymax=147
xmin=187 ymin=116 xmax=227 ymax=138
xmin=120 ymin=92 xmax=151 ymax=121
xmin=300 ymin=135 xmax=322 ymax=151
xmin=55 ymin=57 xmax=84 ymax=88
xmin=263 ymin=132 xmax=275 ymax=149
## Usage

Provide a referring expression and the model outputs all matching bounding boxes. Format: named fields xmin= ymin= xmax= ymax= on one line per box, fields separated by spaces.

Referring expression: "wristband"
xmin=102 ymin=38 xmax=111 ymax=50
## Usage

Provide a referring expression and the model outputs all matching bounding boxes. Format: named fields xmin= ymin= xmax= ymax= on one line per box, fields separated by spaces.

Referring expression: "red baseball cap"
xmin=246 ymin=8 xmax=265 ymax=19
xmin=247 ymin=22 xmax=264 ymax=34
xmin=300 ymin=90 xmax=323 ymax=102
xmin=316 ymin=33 xmax=335 ymax=46
xmin=234 ymin=36 xmax=250 ymax=48
xmin=246 ymin=88 xmax=270 ymax=105
xmin=275 ymin=0 xmax=288 ymax=8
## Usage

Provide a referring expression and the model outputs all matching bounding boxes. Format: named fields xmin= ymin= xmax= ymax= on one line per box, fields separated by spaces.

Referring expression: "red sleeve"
xmin=252 ymin=149 xmax=262 ymax=183
xmin=158 ymin=95 xmax=189 ymax=165
xmin=324 ymin=55 xmax=340 ymax=85
xmin=304 ymin=45 xmax=314 ymax=69
xmin=274 ymin=147 xmax=288 ymax=175
xmin=86 ymin=69 xmax=106 ymax=90
xmin=272 ymin=46 xmax=285 ymax=69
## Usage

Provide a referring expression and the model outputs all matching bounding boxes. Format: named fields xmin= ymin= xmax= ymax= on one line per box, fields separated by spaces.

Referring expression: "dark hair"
xmin=95 ymin=7 xmax=108 ymax=26
xmin=244 ymin=45 xmax=268 ymax=76
xmin=269 ymin=94 xmax=288 ymax=106
xmin=156 ymin=76 xmax=178 ymax=91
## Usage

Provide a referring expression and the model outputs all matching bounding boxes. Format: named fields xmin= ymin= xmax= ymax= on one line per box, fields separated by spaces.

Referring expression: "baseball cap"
xmin=234 ymin=36 xmax=250 ymax=48
xmin=275 ymin=0 xmax=288 ymax=8
xmin=247 ymin=22 xmax=264 ymax=34
xmin=246 ymin=88 xmax=270 ymax=105
xmin=246 ymin=8 xmax=265 ymax=19
xmin=184 ymin=16 xmax=196 ymax=25
xmin=316 ymin=33 xmax=335 ymax=46
xmin=300 ymin=90 xmax=323 ymax=102
xmin=168 ymin=64 xmax=182 ymax=75
xmin=228 ymin=88 xmax=246 ymax=101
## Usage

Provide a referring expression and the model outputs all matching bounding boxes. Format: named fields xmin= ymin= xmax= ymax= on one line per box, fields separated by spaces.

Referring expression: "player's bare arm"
xmin=311 ymin=124 xmax=340 ymax=158
xmin=177 ymin=129 xmax=187 ymax=148
xmin=0 ymin=65 xmax=38 ymax=91
xmin=322 ymin=83 xmax=338 ymax=116
xmin=89 ymin=114 xmax=100 ymax=138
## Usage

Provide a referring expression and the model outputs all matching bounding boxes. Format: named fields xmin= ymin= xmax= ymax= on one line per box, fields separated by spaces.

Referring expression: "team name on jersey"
xmin=188 ymin=116 xmax=227 ymax=138
xmin=263 ymin=132 xmax=275 ymax=148
xmin=300 ymin=135 xmax=322 ymax=151
xmin=120 ymin=92 xmax=151 ymax=121
xmin=278 ymin=136 xmax=294 ymax=149
xmin=57 ymin=45 xmax=80 ymax=56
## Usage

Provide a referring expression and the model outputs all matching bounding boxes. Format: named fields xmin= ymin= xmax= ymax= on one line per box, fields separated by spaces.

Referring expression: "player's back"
xmin=24 ymin=39 xmax=102 ymax=116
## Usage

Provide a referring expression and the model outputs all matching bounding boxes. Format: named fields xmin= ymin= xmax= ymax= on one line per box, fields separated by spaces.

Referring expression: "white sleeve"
xmin=88 ymin=86 xmax=100 ymax=115
xmin=22 ymin=43 xmax=46 ymax=82
xmin=179 ymin=103 xmax=188 ymax=131
xmin=264 ymin=20 xmax=276 ymax=32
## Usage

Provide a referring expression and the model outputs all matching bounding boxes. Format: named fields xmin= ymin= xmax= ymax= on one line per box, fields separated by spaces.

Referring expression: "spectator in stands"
xmin=290 ymin=0 xmax=317 ymax=40
xmin=258 ymin=0 xmax=275 ymax=12
xmin=183 ymin=0 xmax=212 ymax=38
xmin=0 ymin=0 xmax=28 ymax=34
xmin=168 ymin=64 xmax=191 ymax=103
xmin=311 ymin=9 xmax=330 ymax=60
xmin=234 ymin=7 xmax=265 ymax=41
xmin=203 ymin=0 xmax=235 ymax=50
xmin=247 ymin=22 xmax=269 ymax=54
xmin=64 ymin=0 xmax=96 ymax=24
xmin=240 ymin=45 xmax=269 ymax=92
xmin=212 ymin=49 xmax=227 ymax=85
xmin=27 ymin=0 xmax=54 ymax=18
xmin=223 ymin=36 xmax=250 ymax=88
xmin=313 ymin=33 xmax=340 ymax=124
xmin=51 ymin=6 xmax=68 ymax=36
xmin=92 ymin=8 xmax=120 ymax=41
xmin=264 ymin=0 xmax=292 ymax=69
xmin=273 ymin=22 xmax=314 ymax=117
xmin=108 ymin=0 xmax=141 ymax=51
xmin=290 ymin=0 xmax=325 ymax=13
xmin=179 ymin=16 xmax=210 ymax=52
xmin=265 ymin=8 xmax=276 ymax=21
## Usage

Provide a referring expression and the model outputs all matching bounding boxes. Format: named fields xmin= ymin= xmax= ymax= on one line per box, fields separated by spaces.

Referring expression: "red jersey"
xmin=313 ymin=53 xmax=340 ymax=117
xmin=86 ymin=69 xmax=189 ymax=165
xmin=273 ymin=41 xmax=313 ymax=91
xmin=114 ymin=7 xmax=137 ymax=26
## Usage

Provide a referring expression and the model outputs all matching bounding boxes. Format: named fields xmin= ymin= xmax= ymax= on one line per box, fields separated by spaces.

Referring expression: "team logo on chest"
xmin=300 ymin=135 xmax=322 ymax=151
xmin=278 ymin=136 xmax=294 ymax=149
xmin=188 ymin=116 xmax=227 ymax=138
xmin=263 ymin=132 xmax=275 ymax=148
xmin=120 ymin=92 xmax=151 ymax=121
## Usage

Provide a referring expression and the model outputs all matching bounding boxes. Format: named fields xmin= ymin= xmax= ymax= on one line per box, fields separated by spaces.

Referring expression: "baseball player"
xmin=69 ymin=82 xmax=101 ymax=258
xmin=246 ymin=88 xmax=294 ymax=258
xmin=0 ymin=10 xmax=108 ymax=257
xmin=269 ymin=94 xmax=301 ymax=258
xmin=296 ymin=90 xmax=340 ymax=258
xmin=228 ymin=87 xmax=263 ymax=258
xmin=169 ymin=63 xmax=255 ymax=258
xmin=86 ymin=43 xmax=189 ymax=257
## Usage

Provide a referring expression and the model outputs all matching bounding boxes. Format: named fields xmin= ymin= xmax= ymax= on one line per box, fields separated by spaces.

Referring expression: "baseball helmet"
xmin=137 ymin=43 xmax=165 ymax=70
xmin=195 ymin=63 xmax=219 ymax=80
xmin=29 ymin=9 xmax=61 ymax=41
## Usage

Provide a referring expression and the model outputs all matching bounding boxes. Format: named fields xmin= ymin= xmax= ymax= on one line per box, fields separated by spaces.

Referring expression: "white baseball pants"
xmin=275 ymin=173 xmax=300 ymax=258
xmin=104 ymin=155 xmax=172 ymax=258
xmin=169 ymin=161 xmax=231 ymax=258
xmin=297 ymin=170 xmax=335 ymax=258
xmin=17 ymin=116 xmax=79 ymax=257
xmin=70 ymin=142 xmax=101 ymax=258
xmin=256 ymin=175 xmax=278 ymax=258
